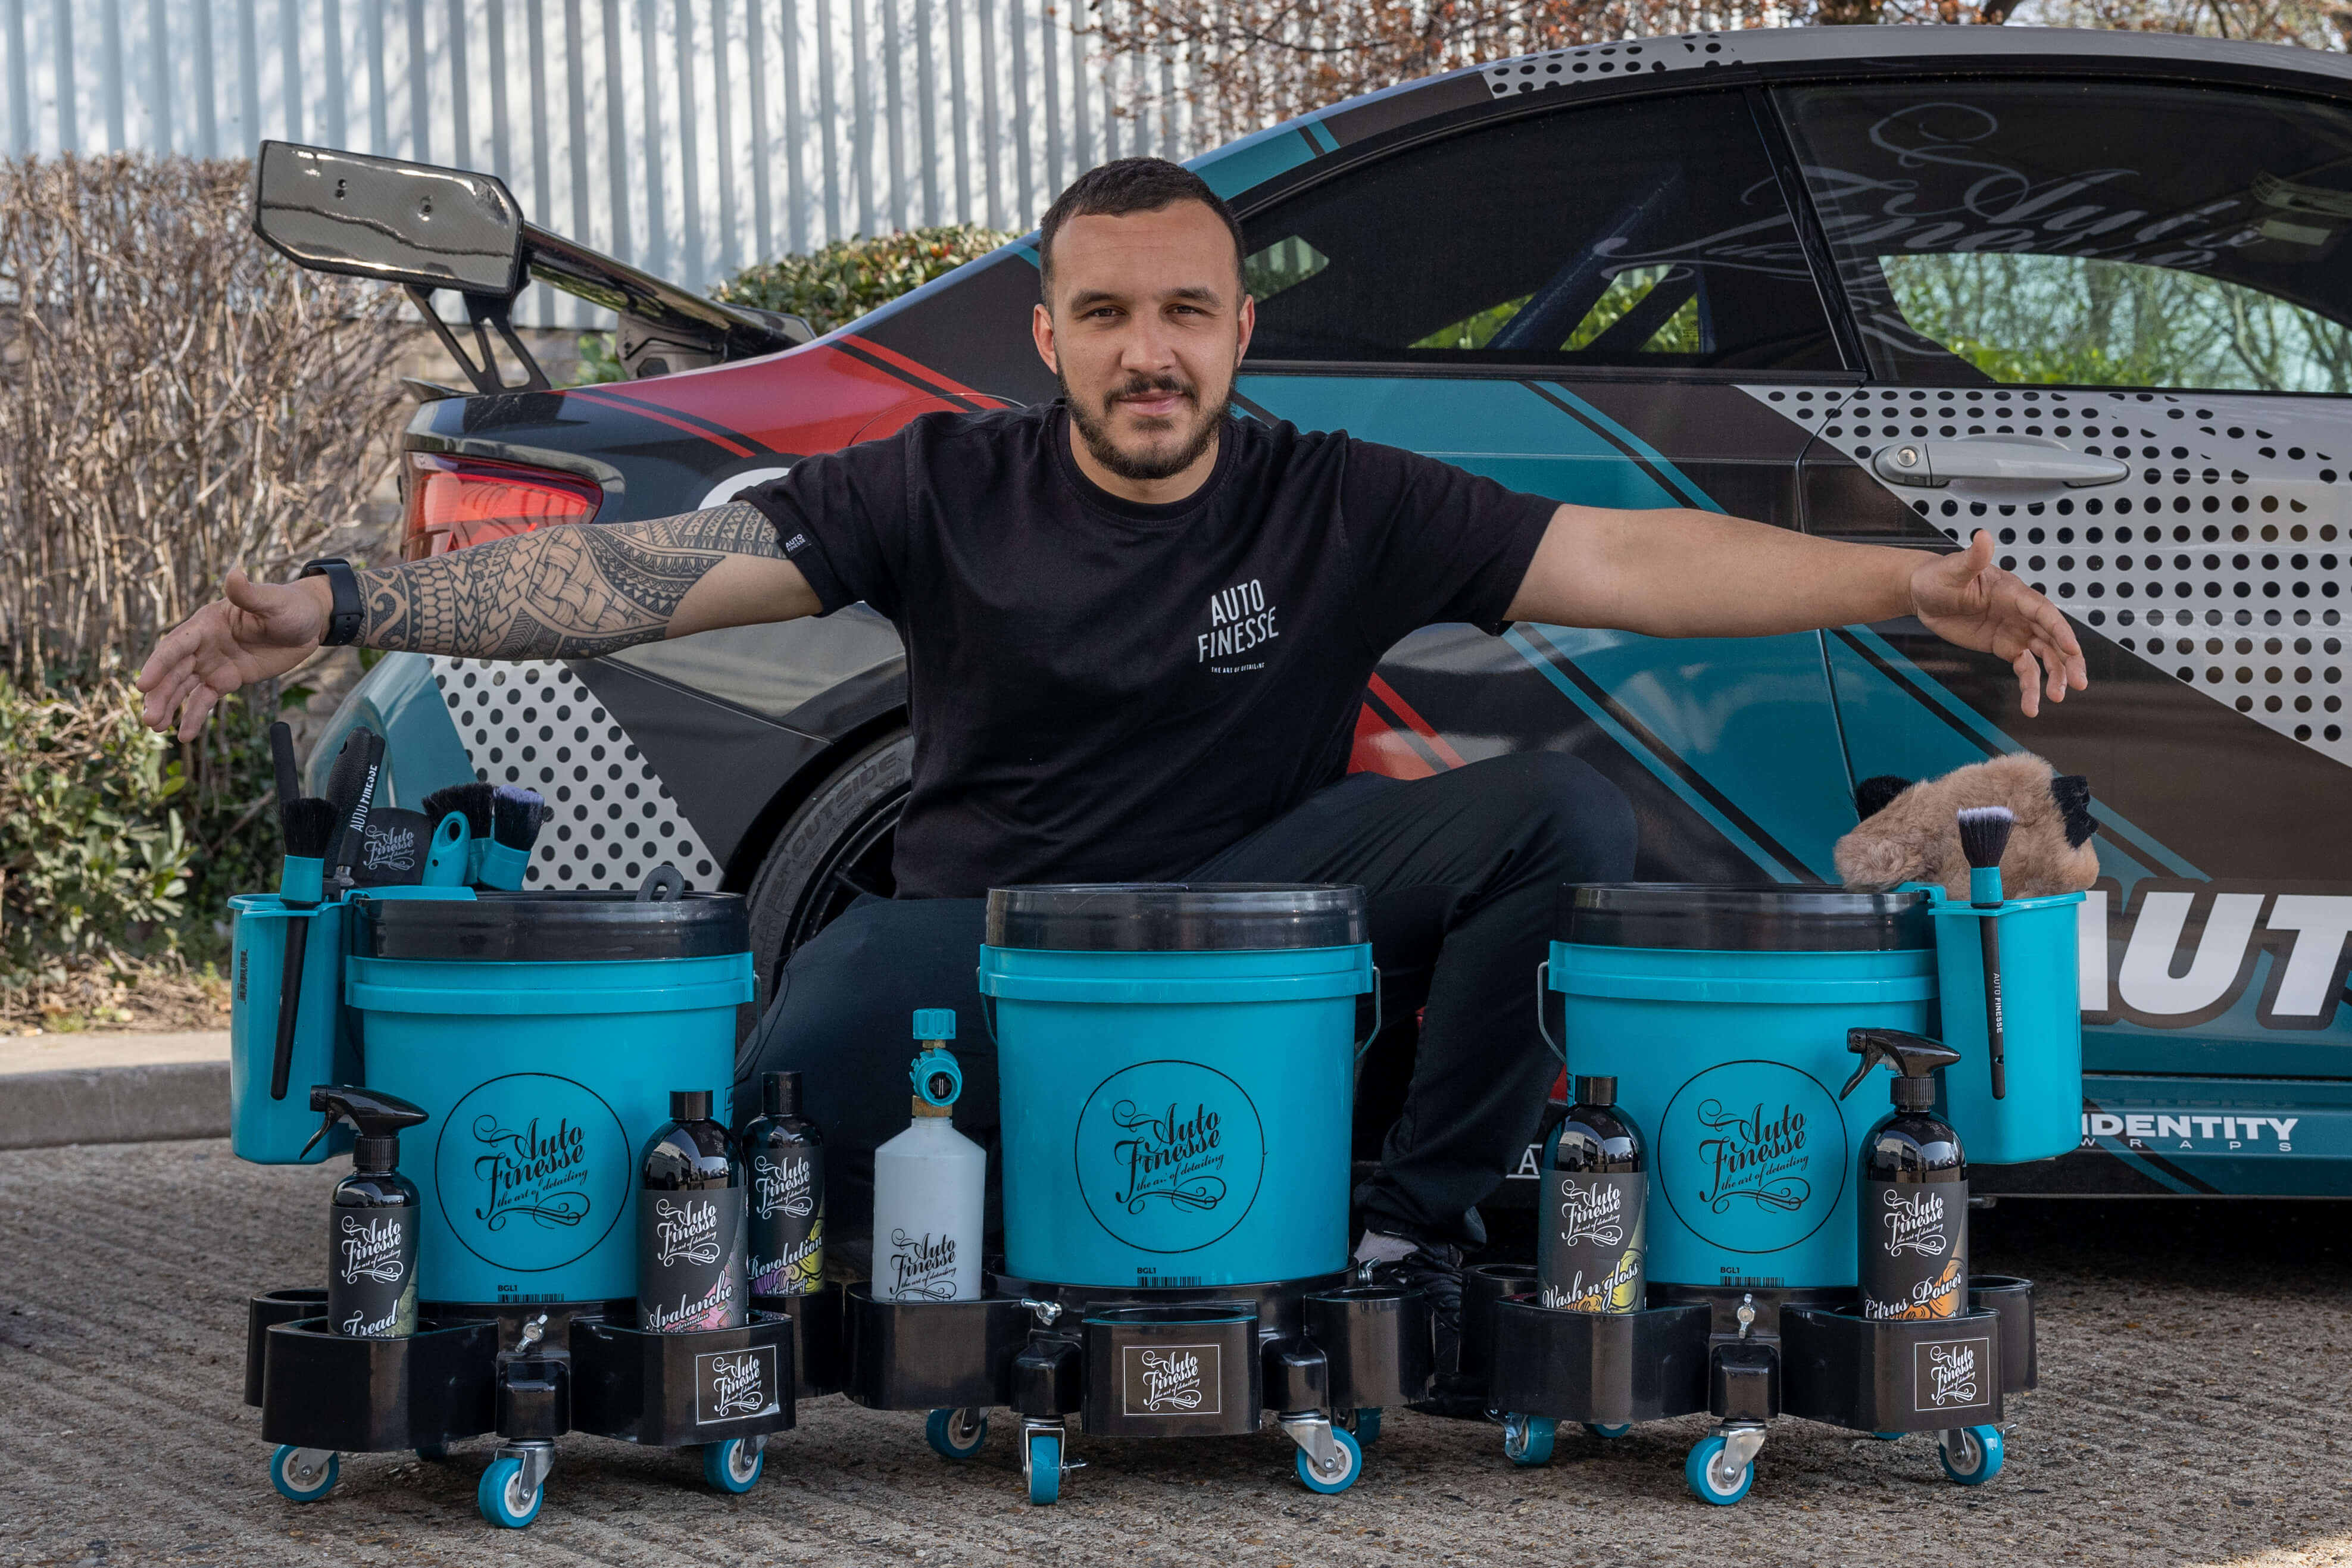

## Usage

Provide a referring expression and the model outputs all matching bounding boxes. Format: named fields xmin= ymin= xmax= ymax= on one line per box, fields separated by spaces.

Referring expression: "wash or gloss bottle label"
xmin=748 ymin=1145 xmax=825 ymax=1296
xmin=1539 ymin=1172 xmax=1646 ymax=1313
xmin=1860 ymin=1179 xmax=1967 ymax=1320
xmin=638 ymin=1189 xmax=747 ymax=1332
xmin=329 ymin=1208 xmax=417 ymax=1338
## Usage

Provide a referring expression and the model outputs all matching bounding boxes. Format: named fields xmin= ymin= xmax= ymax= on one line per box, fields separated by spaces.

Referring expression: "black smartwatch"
xmin=299 ymin=558 xmax=366 ymax=646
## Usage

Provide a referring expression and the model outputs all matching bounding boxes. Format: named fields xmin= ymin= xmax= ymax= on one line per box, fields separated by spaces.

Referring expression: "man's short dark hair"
xmin=1037 ymin=158 xmax=1248 ymax=301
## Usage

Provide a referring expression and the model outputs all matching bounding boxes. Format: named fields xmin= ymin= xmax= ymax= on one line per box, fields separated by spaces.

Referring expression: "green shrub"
xmin=714 ymin=225 xmax=1019 ymax=336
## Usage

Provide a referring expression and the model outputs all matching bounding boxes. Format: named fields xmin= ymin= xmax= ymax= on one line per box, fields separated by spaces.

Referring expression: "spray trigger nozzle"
xmin=1839 ymin=1028 xmax=1962 ymax=1101
xmin=301 ymin=1084 xmax=430 ymax=1160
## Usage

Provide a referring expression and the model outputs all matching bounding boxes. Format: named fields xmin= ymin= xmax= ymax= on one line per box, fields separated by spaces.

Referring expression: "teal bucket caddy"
xmin=346 ymin=886 xmax=753 ymax=1307
xmin=977 ymin=884 xmax=1377 ymax=1289
xmin=1923 ymin=884 xmax=2086 ymax=1165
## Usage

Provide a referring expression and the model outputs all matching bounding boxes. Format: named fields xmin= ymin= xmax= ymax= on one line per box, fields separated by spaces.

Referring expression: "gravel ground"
xmin=2 ymin=1139 xmax=2347 ymax=1568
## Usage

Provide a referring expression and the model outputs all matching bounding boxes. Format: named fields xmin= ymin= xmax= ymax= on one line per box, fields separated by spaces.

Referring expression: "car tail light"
xmin=401 ymin=451 xmax=604 ymax=560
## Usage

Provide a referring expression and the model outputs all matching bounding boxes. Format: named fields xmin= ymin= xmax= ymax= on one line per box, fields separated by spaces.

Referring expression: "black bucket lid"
xmin=986 ymin=883 xmax=1366 ymax=952
xmin=357 ymin=888 xmax=749 ymax=962
xmin=1557 ymin=883 xmax=1933 ymax=952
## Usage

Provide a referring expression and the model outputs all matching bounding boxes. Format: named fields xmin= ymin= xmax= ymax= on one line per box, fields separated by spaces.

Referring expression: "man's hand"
xmin=1909 ymin=531 xmax=2087 ymax=718
xmin=137 ymin=570 xmax=330 ymax=741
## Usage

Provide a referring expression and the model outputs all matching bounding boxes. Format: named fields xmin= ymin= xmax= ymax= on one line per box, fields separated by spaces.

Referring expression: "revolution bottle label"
xmin=638 ymin=1189 xmax=746 ymax=1332
xmin=748 ymin=1147 xmax=825 ymax=1296
xmin=1860 ymin=1180 xmax=1967 ymax=1321
xmin=328 ymin=1208 xmax=417 ymax=1338
xmin=1539 ymin=1173 xmax=1647 ymax=1313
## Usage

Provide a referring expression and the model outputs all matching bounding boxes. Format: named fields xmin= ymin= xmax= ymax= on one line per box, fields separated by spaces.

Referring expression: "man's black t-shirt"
xmin=744 ymin=402 xmax=1554 ymax=899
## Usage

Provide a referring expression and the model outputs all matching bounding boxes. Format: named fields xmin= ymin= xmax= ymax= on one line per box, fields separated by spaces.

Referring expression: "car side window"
xmin=1240 ymin=92 xmax=1843 ymax=371
xmin=1777 ymin=80 xmax=2352 ymax=392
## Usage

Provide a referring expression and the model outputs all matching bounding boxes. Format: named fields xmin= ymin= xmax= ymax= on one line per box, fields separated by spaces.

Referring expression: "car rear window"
xmin=1778 ymin=79 xmax=2352 ymax=393
xmin=1240 ymin=90 xmax=1844 ymax=372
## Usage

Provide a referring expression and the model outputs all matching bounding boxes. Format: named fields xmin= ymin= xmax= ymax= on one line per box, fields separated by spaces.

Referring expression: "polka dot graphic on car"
xmin=1744 ymin=383 xmax=2352 ymax=767
xmin=429 ymin=655 xmax=721 ymax=891
xmin=1479 ymin=33 xmax=1742 ymax=96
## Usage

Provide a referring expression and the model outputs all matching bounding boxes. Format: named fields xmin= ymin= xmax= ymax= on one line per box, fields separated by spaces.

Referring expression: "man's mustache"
xmin=1104 ymin=375 xmax=1197 ymax=416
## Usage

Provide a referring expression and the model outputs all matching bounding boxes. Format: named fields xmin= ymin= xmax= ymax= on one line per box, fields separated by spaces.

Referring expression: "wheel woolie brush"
xmin=482 ymin=785 xmax=548 ymax=891
xmin=1956 ymin=804 xmax=2016 ymax=1101
xmin=420 ymin=782 xmax=495 ymax=888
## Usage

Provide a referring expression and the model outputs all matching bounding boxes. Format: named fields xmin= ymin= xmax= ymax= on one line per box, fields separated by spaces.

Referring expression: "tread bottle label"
xmin=748 ymin=1148 xmax=825 ymax=1296
xmin=1539 ymin=1173 xmax=1646 ymax=1313
xmin=328 ymin=1208 xmax=417 ymax=1338
xmin=1860 ymin=1179 xmax=1967 ymax=1320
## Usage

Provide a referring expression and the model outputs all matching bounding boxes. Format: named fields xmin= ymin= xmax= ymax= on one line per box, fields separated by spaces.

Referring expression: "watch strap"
xmin=299 ymin=558 xmax=366 ymax=647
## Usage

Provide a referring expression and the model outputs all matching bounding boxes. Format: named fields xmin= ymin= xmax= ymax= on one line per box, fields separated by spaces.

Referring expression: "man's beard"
xmin=1059 ymin=366 xmax=1230 ymax=483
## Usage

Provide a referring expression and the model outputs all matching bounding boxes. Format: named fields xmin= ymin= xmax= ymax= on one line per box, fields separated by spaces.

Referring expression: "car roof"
xmin=1189 ymin=24 xmax=2352 ymax=204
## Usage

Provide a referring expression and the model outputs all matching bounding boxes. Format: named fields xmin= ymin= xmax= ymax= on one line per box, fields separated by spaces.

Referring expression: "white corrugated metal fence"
xmin=3 ymin=0 xmax=1199 ymax=324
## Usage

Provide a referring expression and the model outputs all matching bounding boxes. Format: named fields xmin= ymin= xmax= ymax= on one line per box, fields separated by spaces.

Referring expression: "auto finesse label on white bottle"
xmin=329 ymin=1208 xmax=417 ymax=1338
xmin=638 ymin=1191 xmax=746 ymax=1332
xmin=1539 ymin=1173 xmax=1647 ymax=1313
xmin=1860 ymin=1179 xmax=1967 ymax=1321
xmin=882 ymin=1229 xmax=961 ymax=1301
xmin=748 ymin=1148 xmax=824 ymax=1296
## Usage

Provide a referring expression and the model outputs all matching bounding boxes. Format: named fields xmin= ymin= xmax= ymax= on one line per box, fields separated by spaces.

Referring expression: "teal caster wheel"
xmin=1873 ymin=1431 xmax=1904 ymax=1442
xmin=1351 ymin=1407 xmax=1381 ymax=1444
xmin=1939 ymin=1425 xmax=2004 ymax=1486
xmin=1685 ymin=1435 xmax=1757 ymax=1506
xmin=926 ymin=1407 xmax=989 ymax=1460
xmin=1585 ymin=1422 xmax=1632 ymax=1439
xmin=268 ymin=1445 xmax=338 ymax=1503
xmin=477 ymin=1455 xmax=545 ymax=1529
xmin=1025 ymin=1429 xmax=1063 ymax=1505
xmin=1501 ymin=1414 xmax=1555 ymax=1467
xmin=1295 ymin=1426 xmax=1362 ymax=1494
xmin=702 ymin=1436 xmax=764 ymax=1494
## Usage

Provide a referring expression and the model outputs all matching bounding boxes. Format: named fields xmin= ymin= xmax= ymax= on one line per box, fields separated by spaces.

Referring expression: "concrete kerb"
xmin=0 ymin=1031 xmax=230 ymax=1149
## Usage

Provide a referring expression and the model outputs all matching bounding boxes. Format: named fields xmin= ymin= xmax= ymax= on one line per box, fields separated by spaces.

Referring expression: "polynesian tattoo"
xmin=356 ymin=502 xmax=785 ymax=660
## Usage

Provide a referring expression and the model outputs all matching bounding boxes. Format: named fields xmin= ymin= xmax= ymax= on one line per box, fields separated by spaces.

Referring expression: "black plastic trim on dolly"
xmin=1082 ymin=1302 xmax=1263 ymax=1438
xmin=1558 ymin=883 xmax=1935 ymax=952
xmin=1486 ymin=1300 xmax=1712 ymax=1426
xmin=1304 ymin=1286 xmax=1435 ymax=1411
xmin=569 ymin=1311 xmax=798 ymax=1447
xmin=1779 ymin=1304 xmax=2007 ymax=1433
xmin=355 ymin=888 xmax=749 ymax=961
xmin=258 ymin=1316 xmax=499 ymax=1451
xmin=985 ymin=883 xmax=1367 ymax=952
xmin=845 ymin=1286 xmax=1031 ymax=1410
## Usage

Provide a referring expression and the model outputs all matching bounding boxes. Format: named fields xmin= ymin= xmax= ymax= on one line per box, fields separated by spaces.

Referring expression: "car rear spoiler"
xmin=250 ymin=140 xmax=813 ymax=396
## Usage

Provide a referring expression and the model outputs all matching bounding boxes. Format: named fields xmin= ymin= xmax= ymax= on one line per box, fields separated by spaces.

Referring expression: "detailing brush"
xmin=322 ymin=728 xmax=386 ymax=894
xmin=272 ymin=727 xmax=382 ymax=1101
xmin=480 ymin=785 xmax=548 ymax=891
xmin=420 ymin=782 xmax=496 ymax=885
xmin=1956 ymin=804 xmax=2016 ymax=1101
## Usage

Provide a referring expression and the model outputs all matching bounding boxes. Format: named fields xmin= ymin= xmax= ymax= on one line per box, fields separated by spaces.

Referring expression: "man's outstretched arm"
xmin=1505 ymin=504 xmax=2088 ymax=718
xmin=138 ymin=503 xmax=818 ymax=739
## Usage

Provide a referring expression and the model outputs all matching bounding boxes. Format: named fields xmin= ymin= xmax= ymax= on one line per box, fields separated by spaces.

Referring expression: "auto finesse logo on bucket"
xmin=1122 ymin=1344 xmax=1221 ymax=1416
xmin=435 ymin=1072 xmax=630 ymax=1277
xmin=1657 ymin=1061 xmax=1846 ymax=1269
xmin=1075 ymin=1060 xmax=1266 ymax=1254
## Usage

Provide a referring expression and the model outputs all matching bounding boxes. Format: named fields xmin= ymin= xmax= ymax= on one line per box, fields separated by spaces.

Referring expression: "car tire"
xmin=743 ymin=728 xmax=912 ymax=1020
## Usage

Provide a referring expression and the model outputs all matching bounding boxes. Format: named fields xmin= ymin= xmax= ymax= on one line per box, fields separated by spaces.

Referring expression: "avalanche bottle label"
xmin=638 ymin=1189 xmax=747 ymax=1332
xmin=1539 ymin=1173 xmax=1646 ymax=1313
xmin=1860 ymin=1179 xmax=1967 ymax=1320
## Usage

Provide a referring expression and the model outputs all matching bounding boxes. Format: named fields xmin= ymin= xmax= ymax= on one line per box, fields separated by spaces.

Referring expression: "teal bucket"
xmin=977 ymin=885 xmax=1375 ymax=1291
xmin=1545 ymin=885 xmax=1939 ymax=1293
xmin=1925 ymin=885 xmax=2086 ymax=1165
xmin=346 ymin=888 xmax=752 ymax=1307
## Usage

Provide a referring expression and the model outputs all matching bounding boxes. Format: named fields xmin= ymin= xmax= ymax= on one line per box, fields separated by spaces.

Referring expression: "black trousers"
xmin=736 ymin=751 xmax=1636 ymax=1257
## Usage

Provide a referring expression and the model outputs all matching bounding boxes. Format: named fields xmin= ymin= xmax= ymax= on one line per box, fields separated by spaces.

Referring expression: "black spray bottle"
xmin=1840 ymin=1028 xmax=1968 ymax=1322
xmin=637 ymin=1089 xmax=746 ymax=1333
xmin=1538 ymin=1075 xmax=1647 ymax=1313
xmin=302 ymin=1086 xmax=430 ymax=1339
xmin=742 ymin=1071 xmax=825 ymax=1297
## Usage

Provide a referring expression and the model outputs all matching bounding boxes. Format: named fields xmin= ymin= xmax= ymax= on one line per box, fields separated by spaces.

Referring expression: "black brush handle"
xmin=1980 ymin=915 xmax=2007 ymax=1100
xmin=269 ymin=912 xmax=310 ymax=1101
xmin=329 ymin=731 xmax=386 ymax=886
xmin=269 ymin=721 xmax=301 ymax=808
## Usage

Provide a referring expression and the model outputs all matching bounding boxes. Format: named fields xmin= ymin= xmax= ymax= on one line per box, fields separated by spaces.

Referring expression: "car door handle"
xmin=1872 ymin=439 xmax=2131 ymax=489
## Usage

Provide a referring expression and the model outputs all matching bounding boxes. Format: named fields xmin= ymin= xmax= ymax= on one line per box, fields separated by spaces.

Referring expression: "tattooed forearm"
xmin=357 ymin=502 xmax=786 ymax=659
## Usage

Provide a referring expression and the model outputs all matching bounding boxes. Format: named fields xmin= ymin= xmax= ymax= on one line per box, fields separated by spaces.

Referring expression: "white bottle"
xmin=870 ymin=1009 xmax=986 ymax=1302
